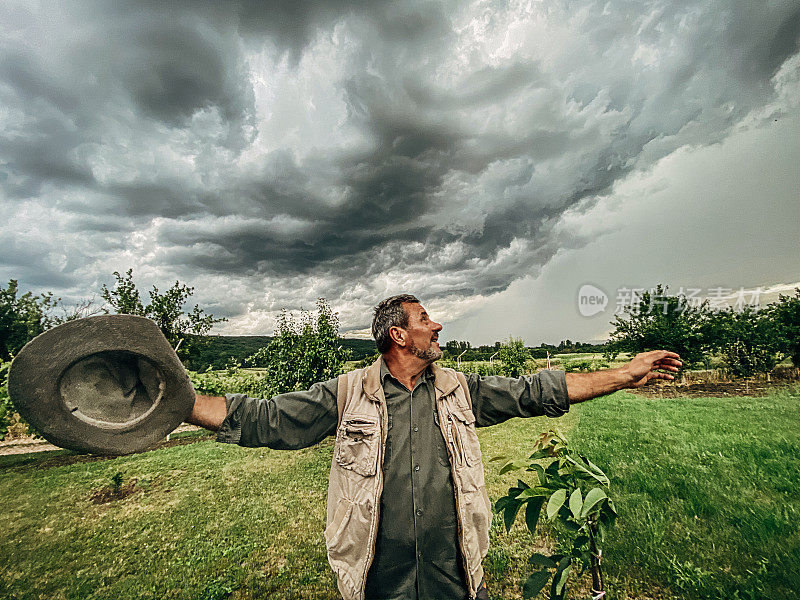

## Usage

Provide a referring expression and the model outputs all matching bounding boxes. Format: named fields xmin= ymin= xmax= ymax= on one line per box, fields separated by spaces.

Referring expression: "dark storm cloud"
xmin=1 ymin=0 xmax=799 ymax=330
xmin=0 ymin=1 xmax=256 ymax=196
xmin=128 ymin=0 xmax=399 ymax=61
xmin=156 ymin=0 xmax=800 ymax=299
xmin=403 ymin=62 xmax=547 ymax=110
xmin=122 ymin=22 xmax=252 ymax=128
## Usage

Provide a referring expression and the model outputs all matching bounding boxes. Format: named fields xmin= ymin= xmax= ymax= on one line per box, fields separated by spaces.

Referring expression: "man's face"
xmin=401 ymin=303 xmax=443 ymax=362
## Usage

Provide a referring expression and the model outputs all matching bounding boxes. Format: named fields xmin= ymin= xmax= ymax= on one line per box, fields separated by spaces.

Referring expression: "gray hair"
xmin=372 ymin=294 xmax=420 ymax=353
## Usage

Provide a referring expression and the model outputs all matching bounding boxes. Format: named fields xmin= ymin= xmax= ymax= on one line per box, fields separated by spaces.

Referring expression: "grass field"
xmin=1 ymin=385 xmax=798 ymax=600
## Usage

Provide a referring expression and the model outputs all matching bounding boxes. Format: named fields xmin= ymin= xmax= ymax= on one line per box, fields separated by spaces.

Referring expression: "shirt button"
xmin=414 ymin=465 xmax=420 ymax=471
xmin=416 ymin=509 xmax=423 ymax=516
xmin=413 ymin=426 xmax=419 ymax=432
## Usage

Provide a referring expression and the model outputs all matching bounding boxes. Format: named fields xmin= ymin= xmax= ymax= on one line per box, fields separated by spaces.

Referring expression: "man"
xmin=188 ymin=294 xmax=682 ymax=600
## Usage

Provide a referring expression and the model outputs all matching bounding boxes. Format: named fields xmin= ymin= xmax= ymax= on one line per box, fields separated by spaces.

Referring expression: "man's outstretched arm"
xmin=565 ymin=350 xmax=682 ymax=403
xmin=183 ymin=381 xmax=338 ymax=449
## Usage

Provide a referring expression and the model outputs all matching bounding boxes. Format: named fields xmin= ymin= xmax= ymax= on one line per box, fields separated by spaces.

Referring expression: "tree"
xmin=0 ymin=279 xmax=59 ymax=360
xmin=101 ymin=269 xmax=224 ymax=367
xmin=705 ymin=306 xmax=782 ymax=377
xmin=493 ymin=430 xmax=617 ymax=600
xmin=498 ymin=337 xmax=532 ymax=378
xmin=244 ymin=298 xmax=350 ymax=394
xmin=770 ymin=288 xmax=800 ymax=367
xmin=605 ymin=285 xmax=710 ymax=368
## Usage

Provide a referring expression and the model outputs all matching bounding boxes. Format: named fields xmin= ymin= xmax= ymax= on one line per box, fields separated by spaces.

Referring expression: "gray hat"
xmin=8 ymin=315 xmax=196 ymax=455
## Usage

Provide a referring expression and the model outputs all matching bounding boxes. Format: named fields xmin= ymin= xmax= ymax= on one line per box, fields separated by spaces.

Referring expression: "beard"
xmin=408 ymin=338 xmax=443 ymax=362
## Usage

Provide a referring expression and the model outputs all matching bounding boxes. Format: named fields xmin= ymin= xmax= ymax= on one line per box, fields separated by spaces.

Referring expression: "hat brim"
xmin=8 ymin=315 xmax=195 ymax=455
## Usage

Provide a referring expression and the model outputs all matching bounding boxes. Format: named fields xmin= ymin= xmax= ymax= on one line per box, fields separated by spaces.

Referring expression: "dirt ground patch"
xmin=631 ymin=379 xmax=798 ymax=398
xmin=90 ymin=480 xmax=140 ymax=504
xmin=0 ymin=425 xmax=214 ymax=467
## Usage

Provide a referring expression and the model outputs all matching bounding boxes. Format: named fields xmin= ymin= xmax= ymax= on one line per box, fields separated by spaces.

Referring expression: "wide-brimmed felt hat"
xmin=8 ymin=315 xmax=196 ymax=455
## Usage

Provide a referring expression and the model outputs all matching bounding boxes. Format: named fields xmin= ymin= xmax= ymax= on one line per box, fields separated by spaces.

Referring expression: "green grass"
xmin=567 ymin=386 xmax=800 ymax=600
xmin=1 ymin=387 xmax=798 ymax=599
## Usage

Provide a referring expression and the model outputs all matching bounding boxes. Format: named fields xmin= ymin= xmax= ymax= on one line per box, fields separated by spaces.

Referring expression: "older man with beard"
xmin=189 ymin=293 xmax=681 ymax=600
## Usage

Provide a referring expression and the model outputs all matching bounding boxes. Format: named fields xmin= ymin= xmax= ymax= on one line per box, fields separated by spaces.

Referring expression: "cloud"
xmin=1 ymin=0 xmax=798 ymax=335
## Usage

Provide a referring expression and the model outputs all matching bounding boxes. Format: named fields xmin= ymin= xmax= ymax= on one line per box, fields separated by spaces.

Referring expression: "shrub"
xmin=562 ymin=360 xmax=611 ymax=373
xmin=498 ymin=337 xmax=532 ymax=378
xmin=0 ymin=280 xmax=58 ymax=360
xmin=709 ymin=306 xmax=782 ymax=377
xmin=606 ymin=284 xmax=709 ymax=368
xmin=770 ymin=288 xmax=800 ymax=367
xmin=244 ymin=299 xmax=350 ymax=394
xmin=493 ymin=430 xmax=617 ymax=600
xmin=0 ymin=360 xmax=11 ymax=440
xmin=189 ymin=365 xmax=275 ymax=399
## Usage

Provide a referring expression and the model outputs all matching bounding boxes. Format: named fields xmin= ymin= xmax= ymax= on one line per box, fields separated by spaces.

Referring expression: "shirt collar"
xmin=379 ymin=355 xmax=434 ymax=384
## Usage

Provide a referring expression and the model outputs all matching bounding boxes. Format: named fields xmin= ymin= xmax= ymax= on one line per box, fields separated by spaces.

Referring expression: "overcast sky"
xmin=1 ymin=1 xmax=798 ymax=345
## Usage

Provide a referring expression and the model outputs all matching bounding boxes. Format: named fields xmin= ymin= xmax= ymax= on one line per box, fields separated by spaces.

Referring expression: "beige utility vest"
xmin=325 ymin=358 xmax=492 ymax=600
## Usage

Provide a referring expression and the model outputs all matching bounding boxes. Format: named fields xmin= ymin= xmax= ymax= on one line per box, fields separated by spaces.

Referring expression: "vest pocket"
xmin=325 ymin=497 xmax=373 ymax=594
xmin=335 ymin=415 xmax=380 ymax=477
xmin=450 ymin=409 xmax=482 ymax=467
xmin=325 ymin=496 xmax=354 ymax=549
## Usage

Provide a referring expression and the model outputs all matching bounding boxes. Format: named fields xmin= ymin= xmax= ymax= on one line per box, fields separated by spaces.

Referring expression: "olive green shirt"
xmin=217 ymin=363 xmax=569 ymax=600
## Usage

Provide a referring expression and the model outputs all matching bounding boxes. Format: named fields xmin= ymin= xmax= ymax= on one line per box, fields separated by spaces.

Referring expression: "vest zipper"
xmin=437 ymin=398 xmax=475 ymax=598
xmin=359 ymin=394 xmax=387 ymax=600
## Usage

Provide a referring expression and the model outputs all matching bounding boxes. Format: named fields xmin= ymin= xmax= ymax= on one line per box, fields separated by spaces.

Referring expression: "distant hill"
xmin=189 ymin=335 xmax=606 ymax=371
xmin=190 ymin=335 xmax=377 ymax=370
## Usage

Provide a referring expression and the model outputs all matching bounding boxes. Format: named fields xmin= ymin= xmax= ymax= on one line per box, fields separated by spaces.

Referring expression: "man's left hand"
xmin=620 ymin=351 xmax=683 ymax=388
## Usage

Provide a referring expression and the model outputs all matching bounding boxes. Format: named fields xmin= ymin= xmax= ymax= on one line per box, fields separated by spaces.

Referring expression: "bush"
xmin=723 ymin=340 xmax=778 ymax=379
xmin=770 ymin=288 xmax=800 ymax=367
xmin=355 ymin=352 xmax=381 ymax=369
xmin=189 ymin=365 xmax=275 ymax=399
xmin=242 ymin=299 xmax=350 ymax=394
xmin=708 ymin=306 xmax=782 ymax=377
xmin=0 ymin=358 xmax=38 ymax=441
xmin=498 ymin=337 xmax=532 ymax=378
xmin=562 ymin=359 xmax=611 ymax=373
xmin=606 ymin=284 xmax=709 ymax=368
xmin=0 ymin=280 xmax=58 ymax=360
xmin=0 ymin=360 xmax=11 ymax=440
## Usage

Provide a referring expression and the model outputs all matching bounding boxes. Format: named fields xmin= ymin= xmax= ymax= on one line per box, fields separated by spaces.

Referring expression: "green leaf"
xmin=568 ymin=488 xmax=583 ymax=519
xmin=599 ymin=508 xmax=617 ymax=528
xmin=580 ymin=487 xmax=608 ymax=518
xmin=544 ymin=461 xmax=560 ymax=477
xmin=494 ymin=496 xmax=510 ymax=513
xmin=550 ymin=558 xmax=571 ymax=600
xmin=573 ymin=535 xmax=589 ymax=548
xmin=554 ymin=562 xmax=571 ymax=596
xmin=517 ymin=487 xmax=550 ymax=500
xmin=563 ymin=518 xmax=581 ymax=531
xmin=499 ymin=459 xmax=529 ymax=475
xmin=607 ymin=498 xmax=618 ymax=516
xmin=546 ymin=488 xmax=566 ymax=520
xmin=489 ymin=455 xmax=507 ymax=463
xmin=529 ymin=552 xmax=557 ymax=568
xmin=564 ymin=455 xmax=608 ymax=485
xmin=504 ymin=500 xmax=522 ymax=532
xmin=582 ymin=455 xmax=609 ymax=480
xmin=532 ymin=463 xmax=546 ymax=485
xmin=522 ymin=571 xmax=551 ymax=599
xmin=528 ymin=448 xmax=550 ymax=460
xmin=525 ymin=496 xmax=546 ymax=534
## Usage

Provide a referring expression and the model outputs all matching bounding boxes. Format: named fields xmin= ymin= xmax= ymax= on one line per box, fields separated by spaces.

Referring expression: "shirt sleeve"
xmin=467 ymin=370 xmax=570 ymax=427
xmin=215 ymin=378 xmax=339 ymax=449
